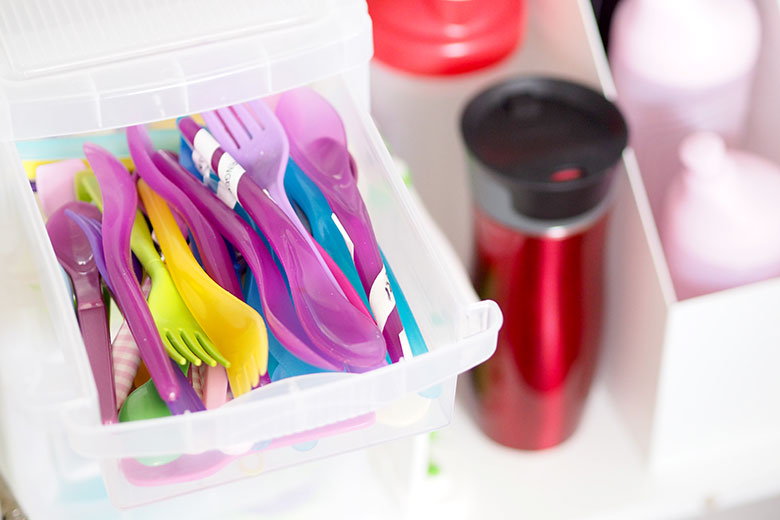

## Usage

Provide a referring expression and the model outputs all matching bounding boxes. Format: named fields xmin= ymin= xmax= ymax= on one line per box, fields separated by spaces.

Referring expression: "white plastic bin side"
xmin=593 ymin=0 xmax=780 ymax=469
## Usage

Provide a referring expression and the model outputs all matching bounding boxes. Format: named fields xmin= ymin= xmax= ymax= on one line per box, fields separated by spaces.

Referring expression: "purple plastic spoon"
xmin=178 ymin=119 xmax=386 ymax=369
xmin=65 ymin=210 xmax=112 ymax=292
xmin=127 ymin=124 xmax=241 ymax=406
xmin=152 ymin=150 xmax=341 ymax=371
xmin=65 ymin=211 xmax=205 ymax=415
xmin=47 ymin=201 xmax=117 ymax=424
xmin=126 ymin=125 xmax=243 ymax=299
xmin=84 ymin=143 xmax=179 ymax=402
xmin=276 ymin=89 xmax=409 ymax=363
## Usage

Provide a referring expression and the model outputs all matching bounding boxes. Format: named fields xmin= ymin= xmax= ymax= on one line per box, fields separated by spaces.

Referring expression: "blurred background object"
xmin=609 ymin=0 xmax=761 ymax=220
xmin=368 ymin=0 xmax=527 ymax=266
xmin=0 ymin=471 xmax=26 ymax=520
xmin=661 ymin=132 xmax=780 ymax=299
xmin=590 ymin=0 xmax=621 ymax=51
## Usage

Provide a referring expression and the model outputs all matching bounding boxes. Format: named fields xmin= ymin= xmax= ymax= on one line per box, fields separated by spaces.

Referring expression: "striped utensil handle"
xmin=112 ymin=277 xmax=151 ymax=409
xmin=112 ymin=322 xmax=141 ymax=409
xmin=189 ymin=363 xmax=205 ymax=400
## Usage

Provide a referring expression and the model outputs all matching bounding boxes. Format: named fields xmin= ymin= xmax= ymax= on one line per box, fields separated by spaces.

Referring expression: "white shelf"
xmin=414 ymin=380 xmax=780 ymax=520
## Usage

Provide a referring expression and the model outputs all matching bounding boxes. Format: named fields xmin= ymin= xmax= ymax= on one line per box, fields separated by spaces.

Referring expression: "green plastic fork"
xmin=75 ymin=170 xmax=229 ymax=368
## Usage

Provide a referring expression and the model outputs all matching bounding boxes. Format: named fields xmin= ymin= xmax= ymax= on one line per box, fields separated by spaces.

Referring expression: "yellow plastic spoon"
xmin=137 ymin=179 xmax=268 ymax=397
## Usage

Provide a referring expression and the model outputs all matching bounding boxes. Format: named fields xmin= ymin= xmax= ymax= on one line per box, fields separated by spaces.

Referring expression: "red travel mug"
xmin=461 ymin=77 xmax=628 ymax=450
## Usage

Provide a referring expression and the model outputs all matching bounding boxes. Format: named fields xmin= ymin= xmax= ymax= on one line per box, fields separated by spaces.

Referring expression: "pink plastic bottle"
xmin=609 ymin=0 xmax=761 ymax=220
xmin=662 ymin=132 xmax=780 ymax=300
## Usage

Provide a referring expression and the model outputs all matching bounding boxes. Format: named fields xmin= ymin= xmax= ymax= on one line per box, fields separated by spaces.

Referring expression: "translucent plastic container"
xmin=0 ymin=0 xmax=501 ymax=508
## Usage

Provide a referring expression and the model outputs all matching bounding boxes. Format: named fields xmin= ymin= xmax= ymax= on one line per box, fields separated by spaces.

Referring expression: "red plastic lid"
xmin=368 ymin=0 xmax=526 ymax=76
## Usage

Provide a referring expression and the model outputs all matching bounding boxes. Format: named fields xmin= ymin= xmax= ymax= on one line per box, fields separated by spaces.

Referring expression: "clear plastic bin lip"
xmin=0 ymin=0 xmax=321 ymax=79
xmin=61 ymin=300 xmax=501 ymax=460
xmin=0 ymin=0 xmax=372 ymax=143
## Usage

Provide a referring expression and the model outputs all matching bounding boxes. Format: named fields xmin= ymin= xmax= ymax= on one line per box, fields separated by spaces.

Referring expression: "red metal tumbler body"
xmin=472 ymin=208 xmax=608 ymax=449
xmin=461 ymin=77 xmax=627 ymax=450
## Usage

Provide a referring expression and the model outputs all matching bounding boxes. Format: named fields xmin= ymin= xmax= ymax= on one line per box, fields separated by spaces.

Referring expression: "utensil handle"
xmin=77 ymin=305 xmax=118 ymax=424
xmin=329 ymin=204 xmax=409 ymax=361
xmin=382 ymin=250 xmax=428 ymax=356
xmin=113 ymin=320 xmax=141 ymax=409
xmin=315 ymin=240 xmax=373 ymax=319
xmin=166 ymin=359 xmax=206 ymax=415
xmin=130 ymin=210 xmax=167 ymax=278
xmin=113 ymin=275 xmax=180 ymax=402
xmin=203 ymin=366 xmax=228 ymax=409
xmin=68 ymin=268 xmax=105 ymax=309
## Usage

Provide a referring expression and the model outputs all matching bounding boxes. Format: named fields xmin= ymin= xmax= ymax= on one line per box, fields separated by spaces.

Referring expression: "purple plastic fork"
xmin=201 ymin=102 xmax=340 ymax=287
xmin=178 ymin=118 xmax=386 ymax=369
xmin=84 ymin=143 xmax=179 ymax=402
xmin=203 ymin=102 xmax=374 ymax=320
xmin=152 ymin=150 xmax=342 ymax=371
xmin=276 ymin=88 xmax=409 ymax=363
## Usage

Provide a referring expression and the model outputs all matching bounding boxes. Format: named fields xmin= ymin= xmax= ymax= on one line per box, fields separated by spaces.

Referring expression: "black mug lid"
xmin=461 ymin=76 xmax=628 ymax=220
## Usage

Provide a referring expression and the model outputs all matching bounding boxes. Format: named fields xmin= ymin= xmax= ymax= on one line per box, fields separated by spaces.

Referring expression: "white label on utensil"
xmin=190 ymin=133 xmax=234 ymax=206
xmin=216 ymin=153 xmax=246 ymax=203
xmin=193 ymin=128 xmax=220 ymax=165
xmin=369 ymin=266 xmax=395 ymax=331
xmin=192 ymin=127 xmax=227 ymax=196
xmin=216 ymin=180 xmax=238 ymax=209
xmin=191 ymin=148 xmax=211 ymax=181
xmin=331 ymin=214 xmax=355 ymax=259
